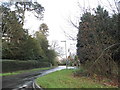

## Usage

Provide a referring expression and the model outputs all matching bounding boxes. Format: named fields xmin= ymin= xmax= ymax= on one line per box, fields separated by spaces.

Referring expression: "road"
xmin=2 ymin=66 xmax=75 ymax=90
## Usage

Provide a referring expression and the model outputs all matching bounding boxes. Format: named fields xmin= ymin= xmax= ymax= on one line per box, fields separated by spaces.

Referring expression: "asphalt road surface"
xmin=2 ymin=66 xmax=75 ymax=90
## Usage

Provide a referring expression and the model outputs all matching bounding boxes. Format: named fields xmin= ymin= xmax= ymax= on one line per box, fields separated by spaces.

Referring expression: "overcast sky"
xmin=24 ymin=0 xmax=80 ymax=57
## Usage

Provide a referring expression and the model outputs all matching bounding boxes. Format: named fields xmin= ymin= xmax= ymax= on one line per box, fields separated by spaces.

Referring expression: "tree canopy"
xmin=77 ymin=5 xmax=119 ymax=77
xmin=1 ymin=2 xmax=57 ymax=65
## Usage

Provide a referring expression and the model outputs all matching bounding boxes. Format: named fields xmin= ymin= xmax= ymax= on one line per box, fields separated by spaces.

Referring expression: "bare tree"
xmin=50 ymin=40 xmax=64 ymax=56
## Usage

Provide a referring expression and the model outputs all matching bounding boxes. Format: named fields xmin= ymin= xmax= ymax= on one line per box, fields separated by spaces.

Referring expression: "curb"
xmin=33 ymin=81 xmax=44 ymax=90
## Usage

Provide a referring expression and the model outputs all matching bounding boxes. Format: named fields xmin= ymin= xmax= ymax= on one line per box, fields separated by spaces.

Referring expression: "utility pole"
xmin=118 ymin=1 xmax=120 ymax=13
xmin=61 ymin=40 xmax=67 ymax=69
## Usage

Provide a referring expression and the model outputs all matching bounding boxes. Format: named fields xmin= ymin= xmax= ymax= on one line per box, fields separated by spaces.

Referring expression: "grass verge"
xmin=36 ymin=69 xmax=116 ymax=88
xmin=0 ymin=67 xmax=53 ymax=76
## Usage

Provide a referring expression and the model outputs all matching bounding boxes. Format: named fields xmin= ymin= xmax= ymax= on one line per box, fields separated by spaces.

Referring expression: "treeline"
xmin=77 ymin=5 xmax=119 ymax=78
xmin=1 ymin=2 xmax=56 ymax=65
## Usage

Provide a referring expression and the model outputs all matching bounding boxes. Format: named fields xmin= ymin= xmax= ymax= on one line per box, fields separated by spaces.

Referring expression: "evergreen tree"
xmin=77 ymin=5 xmax=119 ymax=76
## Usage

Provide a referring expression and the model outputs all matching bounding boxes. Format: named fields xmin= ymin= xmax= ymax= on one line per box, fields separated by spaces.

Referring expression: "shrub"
xmin=1 ymin=60 xmax=50 ymax=72
xmin=74 ymin=67 xmax=89 ymax=77
xmin=82 ymin=58 xmax=118 ymax=79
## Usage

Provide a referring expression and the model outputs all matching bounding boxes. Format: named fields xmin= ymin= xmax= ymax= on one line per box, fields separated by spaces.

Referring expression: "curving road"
xmin=2 ymin=66 xmax=75 ymax=90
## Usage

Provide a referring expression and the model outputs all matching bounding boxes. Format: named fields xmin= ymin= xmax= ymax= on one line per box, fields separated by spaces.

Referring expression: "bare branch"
xmin=69 ymin=19 xmax=79 ymax=30
xmin=89 ymin=43 xmax=120 ymax=70
xmin=63 ymin=31 xmax=77 ymax=41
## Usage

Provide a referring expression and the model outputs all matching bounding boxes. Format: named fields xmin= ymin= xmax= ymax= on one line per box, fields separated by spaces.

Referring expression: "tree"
xmin=46 ymin=49 xmax=57 ymax=65
xmin=39 ymin=23 xmax=49 ymax=36
xmin=20 ymin=35 xmax=44 ymax=60
xmin=1 ymin=1 xmax=44 ymax=26
xmin=2 ymin=5 xmax=28 ymax=59
xmin=50 ymin=40 xmax=64 ymax=56
xmin=14 ymin=1 xmax=44 ymax=25
xmin=77 ymin=12 xmax=96 ymax=64
xmin=35 ymin=24 xmax=58 ymax=64
xmin=35 ymin=30 xmax=49 ymax=61
xmin=76 ymin=5 xmax=119 ymax=77
xmin=1 ymin=2 xmax=46 ymax=61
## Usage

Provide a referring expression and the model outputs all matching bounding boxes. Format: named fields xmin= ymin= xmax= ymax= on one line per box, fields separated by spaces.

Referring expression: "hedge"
xmin=1 ymin=60 xmax=50 ymax=73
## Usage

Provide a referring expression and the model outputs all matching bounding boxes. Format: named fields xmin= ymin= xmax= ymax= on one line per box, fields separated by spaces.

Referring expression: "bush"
xmin=74 ymin=67 xmax=89 ymax=77
xmin=82 ymin=58 xmax=118 ymax=79
xmin=1 ymin=60 xmax=50 ymax=72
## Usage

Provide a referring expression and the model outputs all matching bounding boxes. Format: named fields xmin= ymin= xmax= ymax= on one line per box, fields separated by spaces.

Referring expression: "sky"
xmin=23 ymin=0 xmax=119 ymax=58
xmin=24 ymin=0 xmax=80 ymax=57
xmin=1 ymin=0 xmax=119 ymax=58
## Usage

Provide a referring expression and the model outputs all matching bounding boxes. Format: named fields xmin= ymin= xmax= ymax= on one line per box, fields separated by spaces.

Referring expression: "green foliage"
xmin=46 ymin=49 xmax=57 ymax=65
xmin=14 ymin=1 xmax=44 ymax=24
xmin=39 ymin=23 xmax=49 ymax=36
xmin=77 ymin=5 xmax=119 ymax=78
xmin=2 ymin=60 xmax=50 ymax=72
xmin=1 ymin=2 xmax=57 ymax=64
xmin=35 ymin=30 xmax=57 ymax=64
xmin=74 ymin=67 xmax=86 ymax=76
xmin=20 ymin=36 xmax=44 ymax=60
xmin=35 ymin=31 xmax=49 ymax=58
